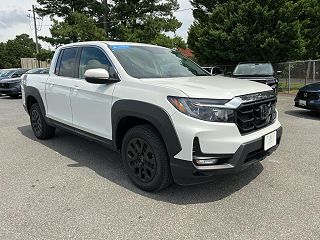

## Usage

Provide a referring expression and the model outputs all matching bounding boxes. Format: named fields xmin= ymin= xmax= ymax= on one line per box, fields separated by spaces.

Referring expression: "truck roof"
xmin=238 ymin=61 xmax=271 ymax=64
xmin=58 ymin=41 xmax=168 ymax=49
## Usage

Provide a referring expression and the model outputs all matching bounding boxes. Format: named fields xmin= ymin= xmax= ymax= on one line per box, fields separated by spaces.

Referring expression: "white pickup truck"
xmin=22 ymin=41 xmax=282 ymax=191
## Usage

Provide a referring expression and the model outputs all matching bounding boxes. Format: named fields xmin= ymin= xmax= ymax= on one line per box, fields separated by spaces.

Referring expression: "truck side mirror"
xmin=84 ymin=68 xmax=119 ymax=84
xmin=276 ymin=71 xmax=282 ymax=75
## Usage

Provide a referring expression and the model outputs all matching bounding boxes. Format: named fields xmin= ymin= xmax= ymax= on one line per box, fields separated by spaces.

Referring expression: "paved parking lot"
xmin=0 ymin=94 xmax=319 ymax=240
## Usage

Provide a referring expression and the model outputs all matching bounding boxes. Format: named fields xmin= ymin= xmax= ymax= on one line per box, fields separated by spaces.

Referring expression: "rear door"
xmin=45 ymin=47 xmax=79 ymax=125
xmin=69 ymin=46 xmax=119 ymax=139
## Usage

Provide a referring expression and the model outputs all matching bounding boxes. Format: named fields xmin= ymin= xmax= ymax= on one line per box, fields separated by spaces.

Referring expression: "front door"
xmin=70 ymin=46 xmax=119 ymax=140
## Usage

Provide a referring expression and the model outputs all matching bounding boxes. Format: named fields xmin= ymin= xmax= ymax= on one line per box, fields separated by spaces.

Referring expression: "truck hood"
xmin=233 ymin=75 xmax=277 ymax=83
xmin=141 ymin=76 xmax=272 ymax=99
xmin=0 ymin=77 xmax=21 ymax=83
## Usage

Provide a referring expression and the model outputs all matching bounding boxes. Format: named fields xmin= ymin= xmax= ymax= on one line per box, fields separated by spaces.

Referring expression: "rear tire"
xmin=30 ymin=103 xmax=55 ymax=140
xmin=121 ymin=124 xmax=173 ymax=192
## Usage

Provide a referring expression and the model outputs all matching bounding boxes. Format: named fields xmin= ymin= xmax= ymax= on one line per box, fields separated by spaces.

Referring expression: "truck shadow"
xmin=285 ymin=110 xmax=320 ymax=120
xmin=18 ymin=125 xmax=263 ymax=205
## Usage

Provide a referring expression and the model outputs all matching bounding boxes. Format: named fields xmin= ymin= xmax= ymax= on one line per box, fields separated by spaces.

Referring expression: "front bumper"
xmin=171 ymin=127 xmax=282 ymax=185
xmin=294 ymin=98 xmax=320 ymax=112
xmin=0 ymin=86 xmax=21 ymax=95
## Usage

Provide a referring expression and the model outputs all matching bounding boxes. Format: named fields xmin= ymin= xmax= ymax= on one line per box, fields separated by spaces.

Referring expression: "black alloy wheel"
xmin=31 ymin=109 xmax=42 ymax=136
xmin=121 ymin=124 xmax=173 ymax=191
xmin=29 ymin=103 xmax=55 ymax=139
xmin=126 ymin=137 xmax=157 ymax=183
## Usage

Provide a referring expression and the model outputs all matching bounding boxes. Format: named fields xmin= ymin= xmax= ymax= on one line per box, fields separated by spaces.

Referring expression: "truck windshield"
xmin=233 ymin=63 xmax=274 ymax=76
xmin=109 ymin=45 xmax=209 ymax=79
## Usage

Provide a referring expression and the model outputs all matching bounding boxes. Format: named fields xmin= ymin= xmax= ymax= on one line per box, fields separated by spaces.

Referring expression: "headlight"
xmin=167 ymin=96 xmax=235 ymax=123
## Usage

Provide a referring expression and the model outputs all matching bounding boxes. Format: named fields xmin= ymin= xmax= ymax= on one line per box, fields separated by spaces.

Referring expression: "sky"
xmin=0 ymin=0 xmax=194 ymax=49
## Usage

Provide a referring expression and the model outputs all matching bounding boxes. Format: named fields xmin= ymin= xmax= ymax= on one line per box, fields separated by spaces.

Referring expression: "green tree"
xmin=36 ymin=49 xmax=55 ymax=61
xmin=297 ymin=0 xmax=320 ymax=58
xmin=107 ymin=0 xmax=182 ymax=46
xmin=188 ymin=0 xmax=313 ymax=64
xmin=36 ymin=0 xmax=104 ymax=19
xmin=36 ymin=0 xmax=186 ymax=48
xmin=151 ymin=34 xmax=186 ymax=49
xmin=4 ymin=34 xmax=39 ymax=68
xmin=0 ymin=43 xmax=10 ymax=69
xmin=39 ymin=12 xmax=107 ymax=47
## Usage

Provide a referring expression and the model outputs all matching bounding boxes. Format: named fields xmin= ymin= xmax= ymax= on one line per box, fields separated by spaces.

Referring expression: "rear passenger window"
xmin=79 ymin=47 xmax=118 ymax=80
xmin=58 ymin=48 xmax=78 ymax=78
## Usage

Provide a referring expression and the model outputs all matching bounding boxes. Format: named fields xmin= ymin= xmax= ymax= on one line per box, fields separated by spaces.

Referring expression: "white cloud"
xmin=0 ymin=10 xmax=26 ymax=28
xmin=0 ymin=0 xmax=54 ymax=49
xmin=169 ymin=0 xmax=194 ymax=40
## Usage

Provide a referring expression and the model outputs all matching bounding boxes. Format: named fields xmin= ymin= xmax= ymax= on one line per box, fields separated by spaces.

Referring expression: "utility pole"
xmin=32 ymin=5 xmax=39 ymax=54
xmin=103 ymin=0 xmax=109 ymax=38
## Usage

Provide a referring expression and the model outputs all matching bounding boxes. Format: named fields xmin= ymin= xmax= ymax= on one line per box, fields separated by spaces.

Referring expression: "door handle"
xmin=48 ymin=82 xmax=55 ymax=87
xmin=72 ymin=85 xmax=79 ymax=95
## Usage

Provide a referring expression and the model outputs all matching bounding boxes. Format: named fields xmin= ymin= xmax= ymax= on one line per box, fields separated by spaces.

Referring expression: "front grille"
xmin=0 ymin=82 xmax=19 ymax=89
xmin=297 ymin=91 xmax=319 ymax=100
xmin=236 ymin=97 xmax=277 ymax=134
xmin=0 ymin=83 xmax=9 ymax=88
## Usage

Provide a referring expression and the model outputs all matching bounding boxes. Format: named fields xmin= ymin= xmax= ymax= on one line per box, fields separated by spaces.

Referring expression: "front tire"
xmin=30 ymin=103 xmax=55 ymax=140
xmin=121 ymin=124 xmax=173 ymax=192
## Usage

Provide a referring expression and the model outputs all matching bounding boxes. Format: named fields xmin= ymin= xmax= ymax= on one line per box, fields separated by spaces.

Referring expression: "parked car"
xmin=0 ymin=69 xmax=29 ymax=81
xmin=0 ymin=69 xmax=18 ymax=80
xmin=22 ymin=42 xmax=282 ymax=191
xmin=25 ymin=68 xmax=50 ymax=75
xmin=0 ymin=68 xmax=47 ymax=98
xmin=294 ymin=83 xmax=320 ymax=112
xmin=232 ymin=62 xmax=281 ymax=93
xmin=202 ymin=66 xmax=223 ymax=75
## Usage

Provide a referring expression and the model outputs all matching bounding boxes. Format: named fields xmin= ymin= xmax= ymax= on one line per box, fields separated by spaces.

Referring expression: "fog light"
xmin=194 ymin=157 xmax=218 ymax=165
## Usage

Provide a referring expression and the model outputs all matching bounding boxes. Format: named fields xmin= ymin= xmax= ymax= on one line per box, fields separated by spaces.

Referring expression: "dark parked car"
xmin=0 ymin=78 xmax=23 ymax=98
xmin=26 ymin=68 xmax=49 ymax=74
xmin=294 ymin=83 xmax=320 ymax=112
xmin=0 ymin=69 xmax=18 ymax=80
xmin=0 ymin=69 xmax=29 ymax=98
xmin=232 ymin=62 xmax=281 ymax=93
xmin=0 ymin=68 xmax=48 ymax=98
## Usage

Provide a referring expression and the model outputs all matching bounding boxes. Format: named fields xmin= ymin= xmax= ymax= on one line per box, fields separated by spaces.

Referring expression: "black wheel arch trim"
xmin=24 ymin=86 xmax=46 ymax=116
xmin=112 ymin=100 xmax=182 ymax=158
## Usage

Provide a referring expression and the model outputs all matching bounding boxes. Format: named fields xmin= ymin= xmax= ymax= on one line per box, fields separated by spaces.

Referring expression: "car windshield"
xmin=26 ymin=68 xmax=43 ymax=74
xmin=0 ymin=70 xmax=15 ymax=77
xmin=26 ymin=68 xmax=49 ymax=74
xmin=233 ymin=63 xmax=274 ymax=76
xmin=40 ymin=68 xmax=49 ymax=74
xmin=109 ymin=45 xmax=209 ymax=79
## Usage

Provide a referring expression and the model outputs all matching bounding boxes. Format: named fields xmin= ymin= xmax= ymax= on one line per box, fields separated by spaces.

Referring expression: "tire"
xmin=121 ymin=124 xmax=173 ymax=192
xmin=30 ymin=103 xmax=55 ymax=140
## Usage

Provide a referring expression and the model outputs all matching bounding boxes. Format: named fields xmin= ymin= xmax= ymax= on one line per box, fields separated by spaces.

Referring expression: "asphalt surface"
xmin=0 ymin=94 xmax=319 ymax=240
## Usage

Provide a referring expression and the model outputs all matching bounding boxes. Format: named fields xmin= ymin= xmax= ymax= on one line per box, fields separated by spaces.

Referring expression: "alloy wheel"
xmin=31 ymin=109 xmax=42 ymax=135
xmin=126 ymin=138 xmax=157 ymax=183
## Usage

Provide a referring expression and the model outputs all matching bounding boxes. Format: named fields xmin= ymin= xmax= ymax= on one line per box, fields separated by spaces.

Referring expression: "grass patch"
xmin=278 ymin=82 xmax=304 ymax=93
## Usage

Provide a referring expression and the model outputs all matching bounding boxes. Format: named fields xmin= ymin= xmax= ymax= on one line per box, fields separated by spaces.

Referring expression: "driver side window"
xmin=79 ymin=47 xmax=118 ymax=80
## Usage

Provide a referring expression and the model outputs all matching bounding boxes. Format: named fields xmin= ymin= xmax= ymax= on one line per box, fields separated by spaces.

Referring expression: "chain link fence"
xmin=274 ymin=60 xmax=320 ymax=93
